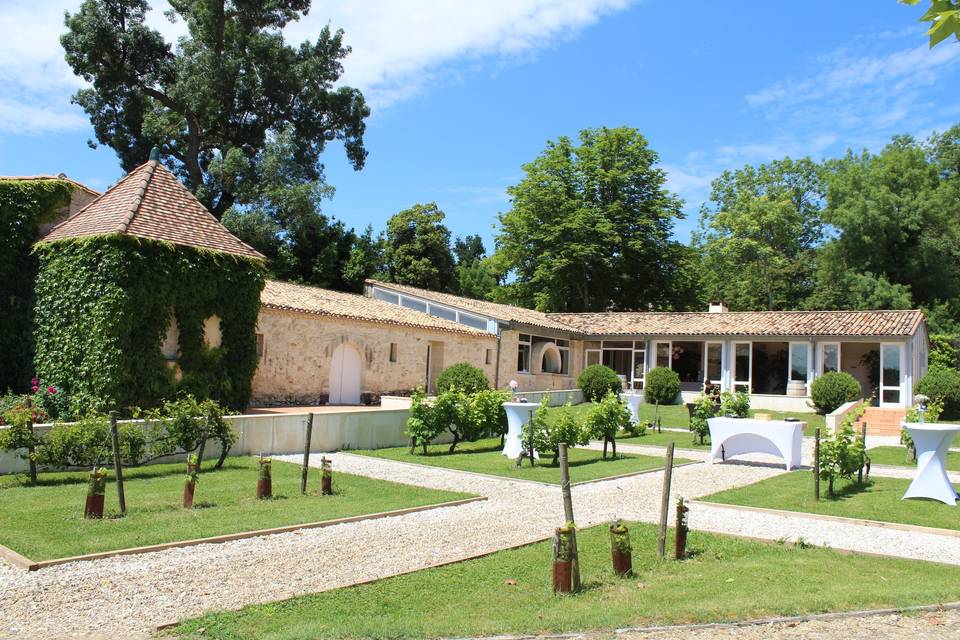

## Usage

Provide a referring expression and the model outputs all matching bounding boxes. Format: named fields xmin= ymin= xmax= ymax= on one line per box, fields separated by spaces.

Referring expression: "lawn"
xmin=0 ymin=457 xmax=470 ymax=561
xmin=169 ymin=520 xmax=960 ymax=640
xmin=620 ymin=428 xmax=712 ymax=450
xmin=869 ymin=445 xmax=960 ymax=472
xmin=702 ymin=471 xmax=959 ymax=531
xmin=352 ymin=438 xmax=687 ymax=484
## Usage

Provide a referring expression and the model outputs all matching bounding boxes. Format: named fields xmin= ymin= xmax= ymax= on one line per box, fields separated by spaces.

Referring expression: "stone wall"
xmin=251 ymin=308 xmax=496 ymax=406
xmin=497 ymin=329 xmax=582 ymax=392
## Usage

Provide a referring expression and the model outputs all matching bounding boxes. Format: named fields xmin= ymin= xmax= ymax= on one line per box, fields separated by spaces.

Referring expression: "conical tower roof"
xmin=41 ymin=157 xmax=264 ymax=260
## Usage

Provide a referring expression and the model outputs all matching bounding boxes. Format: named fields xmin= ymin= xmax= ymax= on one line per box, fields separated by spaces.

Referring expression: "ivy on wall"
xmin=33 ymin=234 xmax=265 ymax=415
xmin=0 ymin=180 xmax=75 ymax=393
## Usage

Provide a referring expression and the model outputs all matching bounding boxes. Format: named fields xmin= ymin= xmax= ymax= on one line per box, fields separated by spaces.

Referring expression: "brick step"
xmin=854 ymin=408 xmax=906 ymax=437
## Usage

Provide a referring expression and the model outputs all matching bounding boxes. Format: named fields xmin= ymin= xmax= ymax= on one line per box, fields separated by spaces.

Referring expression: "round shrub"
xmin=810 ymin=371 xmax=861 ymax=414
xmin=576 ymin=364 xmax=622 ymax=403
xmin=644 ymin=367 xmax=680 ymax=405
xmin=916 ymin=365 xmax=960 ymax=418
xmin=436 ymin=362 xmax=490 ymax=394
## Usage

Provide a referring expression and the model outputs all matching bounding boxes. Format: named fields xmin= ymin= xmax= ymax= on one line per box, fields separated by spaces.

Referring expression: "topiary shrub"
xmin=916 ymin=365 xmax=960 ymax=418
xmin=436 ymin=362 xmax=490 ymax=394
xmin=644 ymin=367 xmax=680 ymax=406
xmin=810 ymin=371 xmax=861 ymax=415
xmin=577 ymin=364 xmax=622 ymax=403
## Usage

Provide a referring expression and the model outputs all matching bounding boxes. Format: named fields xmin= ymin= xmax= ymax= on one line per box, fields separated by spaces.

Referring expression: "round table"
xmin=902 ymin=422 xmax=960 ymax=506
xmin=502 ymin=402 xmax=539 ymax=460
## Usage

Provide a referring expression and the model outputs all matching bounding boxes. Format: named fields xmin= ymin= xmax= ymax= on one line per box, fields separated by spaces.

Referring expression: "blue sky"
xmin=1 ymin=0 xmax=958 ymax=249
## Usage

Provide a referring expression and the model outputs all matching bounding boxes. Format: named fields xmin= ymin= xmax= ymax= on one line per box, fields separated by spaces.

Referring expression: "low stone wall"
xmin=515 ymin=388 xmax=583 ymax=407
xmin=0 ymin=407 xmax=418 ymax=475
xmin=825 ymin=400 xmax=864 ymax=434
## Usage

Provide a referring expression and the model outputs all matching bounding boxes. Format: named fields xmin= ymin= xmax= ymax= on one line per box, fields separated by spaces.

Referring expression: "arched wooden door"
xmin=329 ymin=343 xmax=362 ymax=404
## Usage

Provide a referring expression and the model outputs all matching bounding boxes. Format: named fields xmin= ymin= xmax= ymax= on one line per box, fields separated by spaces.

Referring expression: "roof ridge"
xmin=119 ymin=160 xmax=158 ymax=233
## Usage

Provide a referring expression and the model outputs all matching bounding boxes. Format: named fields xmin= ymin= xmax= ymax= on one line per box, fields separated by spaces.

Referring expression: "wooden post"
xmin=813 ymin=428 xmax=820 ymax=502
xmin=558 ymin=444 xmax=580 ymax=592
xmin=109 ymin=411 xmax=126 ymax=515
xmin=25 ymin=397 xmax=37 ymax=485
xmin=857 ymin=422 xmax=867 ymax=484
xmin=300 ymin=413 xmax=314 ymax=494
xmin=657 ymin=442 xmax=675 ymax=559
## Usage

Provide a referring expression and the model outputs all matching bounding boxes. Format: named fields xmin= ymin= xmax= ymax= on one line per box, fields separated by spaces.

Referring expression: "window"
xmin=734 ymin=342 xmax=751 ymax=393
xmin=559 ymin=348 xmax=570 ymax=375
xmin=400 ymin=297 xmax=427 ymax=312
xmin=458 ymin=313 xmax=487 ymax=330
xmin=389 ymin=342 xmax=398 ymax=363
xmin=881 ymin=343 xmax=903 ymax=406
xmin=485 ymin=349 xmax=493 ymax=365
xmin=585 ymin=350 xmax=601 ymax=367
xmin=655 ymin=342 xmax=671 ymax=368
xmin=789 ymin=342 xmax=810 ymax=383
xmin=821 ymin=343 xmax=840 ymax=374
xmin=372 ymin=288 xmax=399 ymax=304
xmin=705 ymin=342 xmax=722 ymax=384
xmin=517 ymin=334 xmax=531 ymax=372
xmin=632 ymin=347 xmax=646 ymax=390
xmin=255 ymin=333 xmax=265 ymax=359
xmin=429 ymin=304 xmax=456 ymax=321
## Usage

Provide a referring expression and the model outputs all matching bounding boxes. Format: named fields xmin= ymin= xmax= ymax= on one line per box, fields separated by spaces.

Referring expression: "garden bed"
xmin=0 ymin=457 xmax=471 ymax=562
xmin=168 ymin=521 xmax=960 ymax=640
xmin=701 ymin=471 xmax=960 ymax=531
xmin=869 ymin=445 xmax=960 ymax=471
xmin=351 ymin=438 xmax=689 ymax=485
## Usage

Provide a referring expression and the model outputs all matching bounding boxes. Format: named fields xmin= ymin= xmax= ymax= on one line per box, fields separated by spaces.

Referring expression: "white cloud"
xmin=0 ymin=0 xmax=633 ymax=134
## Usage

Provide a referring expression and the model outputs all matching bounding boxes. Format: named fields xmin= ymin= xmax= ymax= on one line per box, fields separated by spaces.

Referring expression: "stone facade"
xmin=496 ymin=329 xmax=582 ymax=392
xmin=251 ymin=307 xmax=497 ymax=406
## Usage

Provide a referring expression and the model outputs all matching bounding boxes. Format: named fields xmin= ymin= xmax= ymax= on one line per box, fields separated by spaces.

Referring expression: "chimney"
xmin=708 ymin=301 xmax=728 ymax=313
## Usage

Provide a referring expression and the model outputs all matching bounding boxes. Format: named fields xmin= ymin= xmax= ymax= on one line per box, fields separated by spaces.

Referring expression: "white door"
xmin=329 ymin=343 xmax=362 ymax=404
xmin=879 ymin=343 xmax=904 ymax=407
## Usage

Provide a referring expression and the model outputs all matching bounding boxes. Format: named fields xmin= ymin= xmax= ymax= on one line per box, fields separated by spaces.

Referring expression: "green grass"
xmin=869 ymin=446 xmax=960 ymax=472
xmin=352 ymin=438 xmax=686 ymax=484
xmin=169 ymin=520 xmax=960 ymax=640
xmin=620 ymin=429 xmax=712 ymax=450
xmin=0 ymin=457 xmax=470 ymax=561
xmin=702 ymin=471 xmax=959 ymax=531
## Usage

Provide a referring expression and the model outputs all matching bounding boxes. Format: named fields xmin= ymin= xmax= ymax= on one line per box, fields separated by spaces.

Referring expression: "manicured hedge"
xmin=577 ymin=364 xmax=622 ymax=402
xmin=810 ymin=371 xmax=861 ymax=414
xmin=436 ymin=362 xmax=490 ymax=394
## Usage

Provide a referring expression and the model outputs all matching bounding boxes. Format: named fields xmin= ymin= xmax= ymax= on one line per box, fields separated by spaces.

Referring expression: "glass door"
xmin=704 ymin=342 xmax=723 ymax=388
xmin=880 ymin=343 xmax=903 ymax=406
xmin=789 ymin=342 xmax=811 ymax=394
xmin=733 ymin=342 xmax=751 ymax=393
xmin=631 ymin=345 xmax=646 ymax=390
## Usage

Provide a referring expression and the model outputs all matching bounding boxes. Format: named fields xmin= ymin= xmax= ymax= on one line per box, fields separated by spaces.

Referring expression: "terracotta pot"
xmin=84 ymin=494 xmax=104 ymax=519
xmin=612 ymin=549 xmax=632 ymax=576
xmin=552 ymin=559 xmax=572 ymax=593
xmin=257 ymin=477 xmax=272 ymax=499
xmin=183 ymin=480 xmax=196 ymax=508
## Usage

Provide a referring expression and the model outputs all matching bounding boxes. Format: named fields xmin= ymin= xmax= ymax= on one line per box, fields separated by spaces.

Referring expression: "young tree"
xmin=383 ymin=203 xmax=457 ymax=291
xmin=61 ymin=0 xmax=369 ymax=219
xmin=695 ymin=158 xmax=824 ymax=310
xmin=492 ymin=127 xmax=686 ymax=312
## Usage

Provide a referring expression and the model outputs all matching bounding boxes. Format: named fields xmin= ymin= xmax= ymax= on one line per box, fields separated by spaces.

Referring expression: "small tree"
xmin=436 ymin=362 xmax=490 ymax=394
xmin=469 ymin=388 xmax=509 ymax=442
xmin=577 ymin=364 xmax=623 ymax=403
xmin=644 ymin=367 xmax=680 ymax=429
xmin=819 ymin=424 xmax=868 ymax=497
xmin=523 ymin=400 xmax=589 ymax=465
xmin=719 ymin=391 xmax=750 ymax=417
xmin=689 ymin=395 xmax=714 ymax=444
xmin=810 ymin=371 xmax=861 ymax=414
xmin=585 ymin=392 xmax=631 ymax=459
xmin=916 ymin=365 xmax=960 ymax=418
xmin=432 ymin=389 xmax=476 ymax=453
xmin=406 ymin=388 xmax=440 ymax=454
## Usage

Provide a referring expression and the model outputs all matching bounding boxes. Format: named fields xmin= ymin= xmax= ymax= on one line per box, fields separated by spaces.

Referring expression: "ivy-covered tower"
xmin=34 ymin=153 xmax=266 ymax=415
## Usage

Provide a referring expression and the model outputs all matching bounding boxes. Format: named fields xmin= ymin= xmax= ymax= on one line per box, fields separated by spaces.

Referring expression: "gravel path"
xmin=1 ymin=449 xmax=958 ymax=639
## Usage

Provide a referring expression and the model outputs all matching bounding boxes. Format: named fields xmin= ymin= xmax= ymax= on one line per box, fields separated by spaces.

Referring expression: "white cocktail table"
xmin=707 ymin=417 xmax=804 ymax=471
xmin=502 ymin=402 xmax=539 ymax=460
xmin=902 ymin=422 xmax=960 ymax=506
xmin=623 ymin=392 xmax=643 ymax=424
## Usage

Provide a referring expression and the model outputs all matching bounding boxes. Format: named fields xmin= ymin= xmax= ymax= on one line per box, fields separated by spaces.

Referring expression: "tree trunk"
xmin=611 ymin=437 xmax=616 ymax=458
xmin=603 ymin=437 xmax=608 ymax=460
xmin=448 ymin=431 xmax=460 ymax=453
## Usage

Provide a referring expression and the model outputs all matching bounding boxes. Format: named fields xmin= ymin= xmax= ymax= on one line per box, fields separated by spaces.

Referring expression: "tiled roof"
xmin=547 ymin=309 xmax=926 ymax=338
xmin=262 ymin=280 xmax=494 ymax=338
xmin=0 ymin=174 xmax=100 ymax=197
xmin=364 ymin=279 xmax=576 ymax=333
xmin=40 ymin=161 xmax=264 ymax=260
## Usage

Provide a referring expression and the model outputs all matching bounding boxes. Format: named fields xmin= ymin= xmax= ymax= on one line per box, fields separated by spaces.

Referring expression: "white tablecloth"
xmin=708 ymin=417 xmax=804 ymax=471
xmin=502 ymin=402 xmax=539 ymax=459
xmin=902 ymin=422 xmax=960 ymax=506
xmin=623 ymin=392 xmax=643 ymax=424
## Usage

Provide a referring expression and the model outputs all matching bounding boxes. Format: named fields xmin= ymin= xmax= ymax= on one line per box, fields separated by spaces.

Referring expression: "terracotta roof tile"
xmin=364 ymin=279 xmax=575 ymax=333
xmin=262 ymin=280 xmax=494 ymax=338
xmin=547 ymin=309 xmax=925 ymax=338
xmin=40 ymin=161 xmax=264 ymax=260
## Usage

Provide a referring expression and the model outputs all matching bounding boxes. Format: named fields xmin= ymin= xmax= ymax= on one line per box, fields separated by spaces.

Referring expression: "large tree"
xmin=809 ymin=132 xmax=960 ymax=320
xmin=383 ymin=203 xmax=457 ymax=292
xmin=492 ymin=127 xmax=686 ymax=312
xmin=61 ymin=0 xmax=369 ymax=219
xmin=901 ymin=0 xmax=960 ymax=47
xmin=695 ymin=158 xmax=824 ymax=310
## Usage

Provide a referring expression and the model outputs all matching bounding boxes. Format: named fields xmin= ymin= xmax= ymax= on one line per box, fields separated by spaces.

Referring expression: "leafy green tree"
xmin=61 ymin=0 xmax=369 ymax=219
xmin=383 ymin=203 xmax=457 ymax=291
xmin=492 ymin=127 xmax=686 ymax=312
xmin=809 ymin=133 xmax=960 ymax=317
xmin=695 ymin=158 xmax=824 ymax=310
xmin=454 ymin=235 xmax=486 ymax=265
xmin=457 ymin=258 xmax=498 ymax=300
xmin=343 ymin=225 xmax=386 ymax=292
xmin=900 ymin=0 xmax=960 ymax=47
